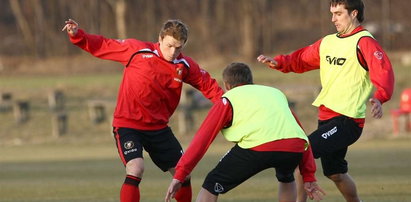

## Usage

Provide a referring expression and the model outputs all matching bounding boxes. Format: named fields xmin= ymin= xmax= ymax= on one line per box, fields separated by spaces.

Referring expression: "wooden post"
xmin=48 ymin=90 xmax=65 ymax=112
xmin=88 ymin=100 xmax=106 ymax=124
xmin=0 ymin=92 xmax=13 ymax=112
xmin=13 ymin=100 xmax=29 ymax=124
xmin=52 ymin=112 xmax=68 ymax=137
xmin=178 ymin=88 xmax=195 ymax=134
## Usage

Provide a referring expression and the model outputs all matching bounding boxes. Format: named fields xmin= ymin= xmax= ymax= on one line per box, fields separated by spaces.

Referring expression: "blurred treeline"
xmin=1 ymin=0 xmax=411 ymax=61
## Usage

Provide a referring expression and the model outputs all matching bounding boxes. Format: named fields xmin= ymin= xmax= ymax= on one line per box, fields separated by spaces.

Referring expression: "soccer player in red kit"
xmin=257 ymin=0 xmax=394 ymax=201
xmin=63 ymin=19 xmax=223 ymax=202
xmin=165 ymin=63 xmax=325 ymax=202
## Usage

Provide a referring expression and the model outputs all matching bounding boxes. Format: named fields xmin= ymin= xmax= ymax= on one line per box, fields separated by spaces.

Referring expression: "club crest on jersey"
xmin=222 ymin=98 xmax=228 ymax=105
xmin=374 ymin=51 xmax=383 ymax=60
xmin=124 ymin=141 xmax=135 ymax=149
xmin=214 ymin=183 xmax=224 ymax=193
xmin=176 ymin=68 xmax=183 ymax=76
xmin=173 ymin=67 xmax=183 ymax=83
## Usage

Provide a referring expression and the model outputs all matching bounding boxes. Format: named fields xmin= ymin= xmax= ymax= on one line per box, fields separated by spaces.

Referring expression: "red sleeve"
xmin=69 ymin=29 xmax=144 ymax=65
xmin=292 ymin=110 xmax=317 ymax=182
xmin=173 ymin=98 xmax=232 ymax=182
xmin=183 ymin=57 xmax=224 ymax=103
xmin=273 ymin=39 xmax=322 ymax=73
xmin=358 ymin=37 xmax=395 ymax=104
xmin=299 ymin=145 xmax=317 ymax=182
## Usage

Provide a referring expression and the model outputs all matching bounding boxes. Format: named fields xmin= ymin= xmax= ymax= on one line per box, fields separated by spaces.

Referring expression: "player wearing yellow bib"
xmin=257 ymin=0 xmax=394 ymax=202
xmin=165 ymin=62 xmax=325 ymax=202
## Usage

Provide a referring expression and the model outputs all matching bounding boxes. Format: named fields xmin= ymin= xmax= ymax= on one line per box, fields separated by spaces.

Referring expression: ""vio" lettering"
xmin=326 ymin=56 xmax=346 ymax=66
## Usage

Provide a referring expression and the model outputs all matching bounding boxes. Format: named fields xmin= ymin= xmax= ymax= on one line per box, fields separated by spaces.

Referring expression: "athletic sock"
xmin=120 ymin=175 xmax=141 ymax=202
xmin=174 ymin=179 xmax=192 ymax=202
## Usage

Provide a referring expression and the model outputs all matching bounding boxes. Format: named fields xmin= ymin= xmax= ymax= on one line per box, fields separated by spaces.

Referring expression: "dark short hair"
xmin=223 ymin=62 xmax=253 ymax=87
xmin=330 ymin=0 xmax=365 ymax=23
xmin=159 ymin=19 xmax=188 ymax=43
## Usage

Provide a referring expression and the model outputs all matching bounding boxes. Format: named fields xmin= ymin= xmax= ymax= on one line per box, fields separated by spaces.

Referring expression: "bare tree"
xmin=32 ymin=0 xmax=46 ymax=58
xmin=2 ymin=0 xmax=411 ymax=59
xmin=200 ymin=0 xmax=210 ymax=41
xmin=106 ymin=0 xmax=127 ymax=39
xmin=144 ymin=0 xmax=156 ymax=40
xmin=382 ymin=0 xmax=391 ymax=50
xmin=9 ymin=0 xmax=35 ymax=54
xmin=240 ymin=0 xmax=256 ymax=60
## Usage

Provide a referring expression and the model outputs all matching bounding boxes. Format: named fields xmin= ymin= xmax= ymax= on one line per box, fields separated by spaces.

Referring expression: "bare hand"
xmin=304 ymin=181 xmax=326 ymax=201
xmin=257 ymin=54 xmax=278 ymax=68
xmin=62 ymin=19 xmax=79 ymax=36
xmin=369 ymin=98 xmax=383 ymax=119
xmin=165 ymin=179 xmax=182 ymax=202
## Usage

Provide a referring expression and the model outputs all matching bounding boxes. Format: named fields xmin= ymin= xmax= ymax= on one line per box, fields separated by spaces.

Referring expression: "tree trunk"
xmin=32 ymin=0 xmax=46 ymax=58
xmin=240 ymin=0 xmax=255 ymax=60
xmin=145 ymin=0 xmax=156 ymax=40
xmin=9 ymin=0 xmax=35 ymax=54
xmin=106 ymin=0 xmax=127 ymax=39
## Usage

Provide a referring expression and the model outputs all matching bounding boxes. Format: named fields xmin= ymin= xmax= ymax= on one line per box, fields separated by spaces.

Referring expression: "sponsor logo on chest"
xmin=142 ymin=54 xmax=154 ymax=59
xmin=326 ymin=55 xmax=346 ymax=66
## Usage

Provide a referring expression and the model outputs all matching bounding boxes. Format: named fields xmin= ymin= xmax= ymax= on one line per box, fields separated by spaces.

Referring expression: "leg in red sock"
xmin=174 ymin=179 xmax=192 ymax=202
xmin=120 ymin=175 xmax=141 ymax=202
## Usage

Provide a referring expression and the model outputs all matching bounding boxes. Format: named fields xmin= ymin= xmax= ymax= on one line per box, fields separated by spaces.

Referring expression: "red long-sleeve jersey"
xmin=273 ymin=26 xmax=394 ymax=123
xmin=173 ymin=98 xmax=317 ymax=183
xmin=69 ymin=29 xmax=224 ymax=130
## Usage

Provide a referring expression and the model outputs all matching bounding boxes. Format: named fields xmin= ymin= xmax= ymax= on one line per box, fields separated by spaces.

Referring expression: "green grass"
xmin=1 ymin=138 xmax=411 ymax=202
xmin=0 ymin=60 xmax=409 ymax=201
xmin=0 ymin=62 xmax=408 ymax=144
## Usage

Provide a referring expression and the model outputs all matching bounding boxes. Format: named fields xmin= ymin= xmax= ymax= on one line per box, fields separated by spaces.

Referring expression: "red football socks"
xmin=120 ymin=175 xmax=141 ymax=202
xmin=174 ymin=179 xmax=192 ymax=202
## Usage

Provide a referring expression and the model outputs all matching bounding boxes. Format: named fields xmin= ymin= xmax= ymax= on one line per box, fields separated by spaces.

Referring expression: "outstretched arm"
xmin=61 ymin=19 xmax=79 ymax=36
xmin=62 ymin=18 xmax=141 ymax=64
xmin=257 ymin=39 xmax=322 ymax=73
xmin=257 ymin=55 xmax=278 ymax=68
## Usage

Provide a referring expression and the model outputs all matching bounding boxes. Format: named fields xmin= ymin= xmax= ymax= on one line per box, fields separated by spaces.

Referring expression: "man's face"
xmin=330 ymin=4 xmax=357 ymax=35
xmin=159 ymin=35 xmax=185 ymax=62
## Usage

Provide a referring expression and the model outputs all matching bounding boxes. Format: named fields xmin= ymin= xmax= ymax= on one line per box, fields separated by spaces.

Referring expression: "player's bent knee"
xmin=196 ymin=188 xmax=218 ymax=202
xmin=126 ymin=158 xmax=144 ymax=177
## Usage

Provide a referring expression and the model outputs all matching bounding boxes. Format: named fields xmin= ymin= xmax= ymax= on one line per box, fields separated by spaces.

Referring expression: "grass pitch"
xmin=1 ymin=137 xmax=411 ymax=202
xmin=0 ymin=60 xmax=409 ymax=201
